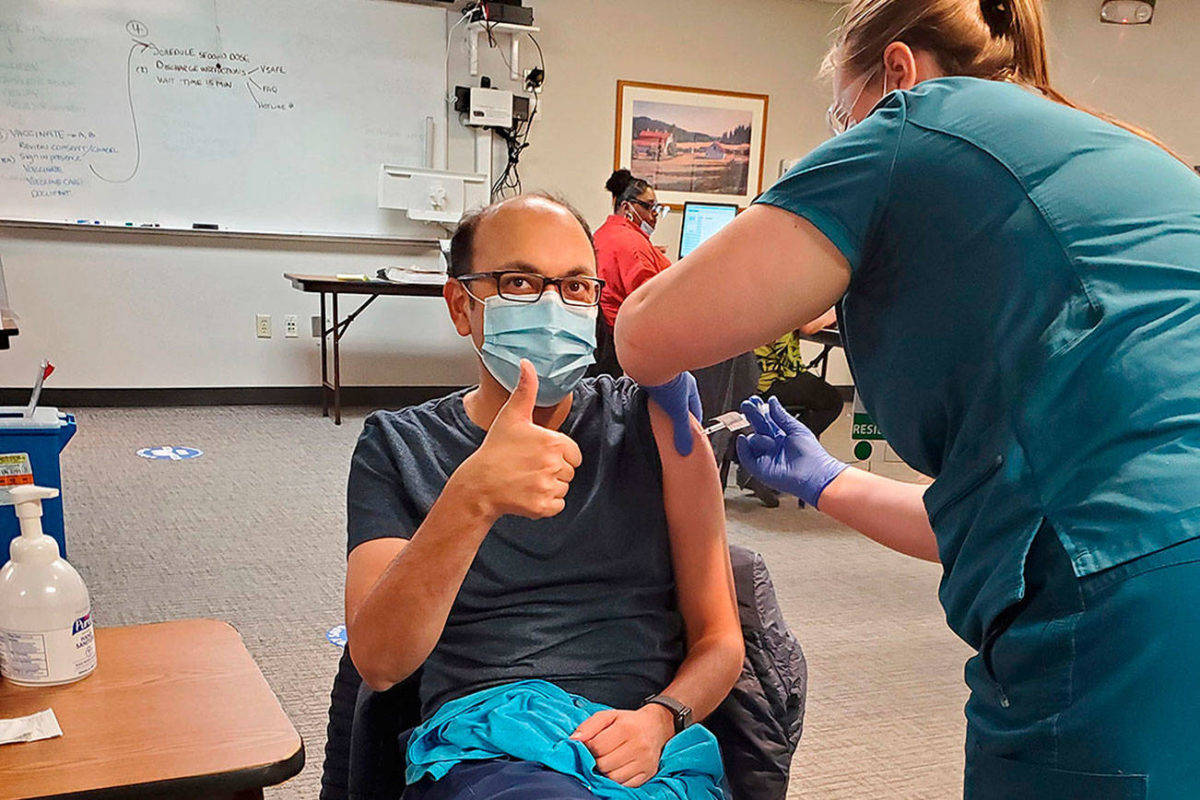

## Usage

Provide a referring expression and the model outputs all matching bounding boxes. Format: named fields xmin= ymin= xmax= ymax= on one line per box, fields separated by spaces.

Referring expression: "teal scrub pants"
xmin=963 ymin=525 xmax=1200 ymax=799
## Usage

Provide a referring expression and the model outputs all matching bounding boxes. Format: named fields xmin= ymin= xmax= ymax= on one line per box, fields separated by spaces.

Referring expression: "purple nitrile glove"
xmin=645 ymin=372 xmax=703 ymax=456
xmin=736 ymin=395 xmax=848 ymax=508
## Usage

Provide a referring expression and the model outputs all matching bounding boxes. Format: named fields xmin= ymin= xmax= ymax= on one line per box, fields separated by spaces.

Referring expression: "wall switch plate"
xmin=256 ymin=313 xmax=271 ymax=338
xmin=284 ymin=315 xmax=299 ymax=338
xmin=311 ymin=315 xmax=325 ymax=337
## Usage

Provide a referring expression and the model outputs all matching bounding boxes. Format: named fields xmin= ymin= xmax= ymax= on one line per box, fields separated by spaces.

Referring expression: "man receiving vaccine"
xmin=343 ymin=194 xmax=743 ymax=799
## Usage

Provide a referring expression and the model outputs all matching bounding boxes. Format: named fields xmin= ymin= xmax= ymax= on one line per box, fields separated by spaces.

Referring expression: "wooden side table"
xmin=0 ymin=619 xmax=304 ymax=799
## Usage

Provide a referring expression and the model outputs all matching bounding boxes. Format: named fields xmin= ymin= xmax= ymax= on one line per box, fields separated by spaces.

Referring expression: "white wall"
xmin=2 ymin=0 xmax=1196 ymax=390
xmin=0 ymin=229 xmax=461 ymax=388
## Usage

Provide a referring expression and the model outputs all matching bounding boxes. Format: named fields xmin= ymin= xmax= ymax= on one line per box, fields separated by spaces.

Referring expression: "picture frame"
xmin=614 ymin=80 xmax=769 ymax=209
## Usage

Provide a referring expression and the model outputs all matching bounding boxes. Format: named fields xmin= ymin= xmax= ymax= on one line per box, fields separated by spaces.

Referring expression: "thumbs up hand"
xmin=457 ymin=360 xmax=583 ymax=521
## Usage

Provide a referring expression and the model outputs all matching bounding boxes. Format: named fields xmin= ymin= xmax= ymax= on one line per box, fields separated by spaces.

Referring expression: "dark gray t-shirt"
xmin=347 ymin=376 xmax=684 ymax=718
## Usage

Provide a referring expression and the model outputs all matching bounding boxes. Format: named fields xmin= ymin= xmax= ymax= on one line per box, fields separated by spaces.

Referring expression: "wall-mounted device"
xmin=1100 ymin=0 xmax=1155 ymax=24
xmin=378 ymin=166 xmax=489 ymax=224
xmin=466 ymin=87 xmax=513 ymax=127
xmin=454 ymin=85 xmax=531 ymax=129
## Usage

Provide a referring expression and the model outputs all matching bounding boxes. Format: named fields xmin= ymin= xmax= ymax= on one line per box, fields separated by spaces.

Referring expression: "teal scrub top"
xmin=757 ymin=77 xmax=1200 ymax=649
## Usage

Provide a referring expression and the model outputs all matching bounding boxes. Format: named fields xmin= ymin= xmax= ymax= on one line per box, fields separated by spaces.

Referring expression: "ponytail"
xmin=993 ymin=0 xmax=1050 ymax=86
xmin=830 ymin=0 xmax=1187 ymax=163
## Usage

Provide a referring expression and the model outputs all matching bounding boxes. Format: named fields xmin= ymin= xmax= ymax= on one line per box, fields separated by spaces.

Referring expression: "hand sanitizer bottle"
xmin=0 ymin=485 xmax=96 ymax=685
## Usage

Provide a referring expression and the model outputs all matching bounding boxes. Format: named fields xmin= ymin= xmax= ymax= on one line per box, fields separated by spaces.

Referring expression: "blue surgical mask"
xmin=472 ymin=292 xmax=597 ymax=406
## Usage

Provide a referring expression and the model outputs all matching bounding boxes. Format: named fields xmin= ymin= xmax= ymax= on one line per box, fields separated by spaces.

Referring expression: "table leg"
xmin=320 ymin=292 xmax=329 ymax=418
xmin=332 ymin=292 xmax=342 ymax=426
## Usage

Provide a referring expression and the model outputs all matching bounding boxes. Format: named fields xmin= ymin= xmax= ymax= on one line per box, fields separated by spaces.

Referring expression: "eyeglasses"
xmin=627 ymin=198 xmax=667 ymax=217
xmin=826 ymin=68 xmax=879 ymax=136
xmin=457 ymin=271 xmax=606 ymax=307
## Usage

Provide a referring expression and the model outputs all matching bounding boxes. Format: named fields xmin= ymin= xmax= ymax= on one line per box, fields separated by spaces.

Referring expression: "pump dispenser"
xmin=0 ymin=485 xmax=96 ymax=685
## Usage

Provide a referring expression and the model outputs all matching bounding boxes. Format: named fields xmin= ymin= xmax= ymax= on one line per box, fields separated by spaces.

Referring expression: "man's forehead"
xmin=471 ymin=200 xmax=596 ymax=275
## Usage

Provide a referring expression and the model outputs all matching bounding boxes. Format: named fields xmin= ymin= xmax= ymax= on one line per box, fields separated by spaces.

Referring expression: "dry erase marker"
xmin=192 ymin=222 xmax=219 ymax=230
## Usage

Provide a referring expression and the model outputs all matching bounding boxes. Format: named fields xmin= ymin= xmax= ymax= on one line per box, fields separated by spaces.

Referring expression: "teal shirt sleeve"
xmin=755 ymin=95 xmax=907 ymax=271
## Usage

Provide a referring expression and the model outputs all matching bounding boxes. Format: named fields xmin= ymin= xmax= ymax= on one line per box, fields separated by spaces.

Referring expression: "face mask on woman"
xmin=625 ymin=200 xmax=666 ymax=238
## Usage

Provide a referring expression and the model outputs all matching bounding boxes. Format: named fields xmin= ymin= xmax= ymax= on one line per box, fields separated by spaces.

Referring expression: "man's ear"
xmin=443 ymin=280 xmax=474 ymax=337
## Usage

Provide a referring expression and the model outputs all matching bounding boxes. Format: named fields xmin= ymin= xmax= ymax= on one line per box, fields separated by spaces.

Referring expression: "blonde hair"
xmin=825 ymin=0 xmax=1185 ymax=161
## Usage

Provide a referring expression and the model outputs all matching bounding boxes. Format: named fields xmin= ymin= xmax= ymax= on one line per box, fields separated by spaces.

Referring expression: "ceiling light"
xmin=1100 ymin=0 xmax=1155 ymax=25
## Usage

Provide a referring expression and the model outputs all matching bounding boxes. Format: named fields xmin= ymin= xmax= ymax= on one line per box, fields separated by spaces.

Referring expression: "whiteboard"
xmin=0 ymin=0 xmax=447 ymax=237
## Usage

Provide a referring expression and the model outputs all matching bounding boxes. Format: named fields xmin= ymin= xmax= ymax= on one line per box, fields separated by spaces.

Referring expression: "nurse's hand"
xmin=736 ymin=396 xmax=848 ymax=508
xmin=645 ymin=372 xmax=703 ymax=456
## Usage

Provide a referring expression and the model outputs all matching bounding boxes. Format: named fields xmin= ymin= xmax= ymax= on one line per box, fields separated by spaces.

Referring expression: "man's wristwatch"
xmin=642 ymin=693 xmax=693 ymax=734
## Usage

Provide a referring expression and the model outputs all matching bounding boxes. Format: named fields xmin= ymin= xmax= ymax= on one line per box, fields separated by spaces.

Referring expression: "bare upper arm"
xmin=647 ymin=403 xmax=739 ymax=643
xmin=616 ymin=204 xmax=852 ymax=386
xmin=345 ymin=537 xmax=408 ymax=627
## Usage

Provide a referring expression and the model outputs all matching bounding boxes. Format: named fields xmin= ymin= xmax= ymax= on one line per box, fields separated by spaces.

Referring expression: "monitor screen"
xmin=679 ymin=203 xmax=738 ymax=258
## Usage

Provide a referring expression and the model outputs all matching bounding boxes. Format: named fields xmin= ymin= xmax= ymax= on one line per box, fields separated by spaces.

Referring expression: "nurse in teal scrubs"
xmin=617 ymin=0 xmax=1200 ymax=797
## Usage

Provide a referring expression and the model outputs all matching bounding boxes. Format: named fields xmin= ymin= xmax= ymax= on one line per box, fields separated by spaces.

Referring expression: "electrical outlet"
xmin=311 ymin=315 xmax=325 ymax=338
xmin=256 ymin=313 xmax=271 ymax=338
xmin=284 ymin=315 xmax=299 ymax=338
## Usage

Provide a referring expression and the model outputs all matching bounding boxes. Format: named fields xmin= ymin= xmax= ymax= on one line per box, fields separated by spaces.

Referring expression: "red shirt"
xmin=594 ymin=215 xmax=672 ymax=328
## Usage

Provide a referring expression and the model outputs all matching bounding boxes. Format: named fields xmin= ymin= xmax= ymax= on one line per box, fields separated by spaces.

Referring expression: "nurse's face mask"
xmin=826 ymin=66 xmax=882 ymax=136
xmin=458 ymin=271 xmax=602 ymax=407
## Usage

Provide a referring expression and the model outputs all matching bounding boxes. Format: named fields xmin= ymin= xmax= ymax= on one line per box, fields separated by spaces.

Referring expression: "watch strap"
xmin=642 ymin=693 xmax=693 ymax=733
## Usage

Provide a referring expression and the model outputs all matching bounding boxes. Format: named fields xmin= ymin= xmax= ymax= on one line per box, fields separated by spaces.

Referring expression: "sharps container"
xmin=0 ymin=407 xmax=76 ymax=556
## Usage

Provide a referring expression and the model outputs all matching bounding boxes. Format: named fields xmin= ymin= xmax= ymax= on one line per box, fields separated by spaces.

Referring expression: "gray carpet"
xmin=55 ymin=403 xmax=971 ymax=799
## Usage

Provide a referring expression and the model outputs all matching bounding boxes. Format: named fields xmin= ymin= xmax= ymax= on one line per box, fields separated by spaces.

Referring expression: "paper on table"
xmin=378 ymin=266 xmax=447 ymax=285
xmin=0 ymin=708 xmax=63 ymax=745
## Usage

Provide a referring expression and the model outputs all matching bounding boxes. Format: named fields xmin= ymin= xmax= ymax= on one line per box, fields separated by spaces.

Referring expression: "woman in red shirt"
xmin=591 ymin=170 xmax=670 ymax=374
xmin=595 ymin=170 xmax=670 ymax=327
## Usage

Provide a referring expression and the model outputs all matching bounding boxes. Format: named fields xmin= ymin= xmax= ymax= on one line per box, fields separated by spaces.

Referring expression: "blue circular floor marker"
xmin=137 ymin=446 xmax=204 ymax=461
xmin=326 ymin=624 xmax=347 ymax=648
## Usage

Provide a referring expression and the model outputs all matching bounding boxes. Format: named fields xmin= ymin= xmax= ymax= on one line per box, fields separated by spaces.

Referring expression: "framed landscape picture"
xmin=614 ymin=80 xmax=769 ymax=209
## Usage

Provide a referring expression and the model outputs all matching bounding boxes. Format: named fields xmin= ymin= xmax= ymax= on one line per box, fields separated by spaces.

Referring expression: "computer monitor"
xmin=679 ymin=202 xmax=738 ymax=258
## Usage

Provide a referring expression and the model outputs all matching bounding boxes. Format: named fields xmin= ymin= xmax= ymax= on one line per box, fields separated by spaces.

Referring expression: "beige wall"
xmin=1047 ymin=0 xmax=1199 ymax=163
xmin=0 ymin=0 xmax=1195 ymax=390
xmin=521 ymin=0 xmax=838 ymax=228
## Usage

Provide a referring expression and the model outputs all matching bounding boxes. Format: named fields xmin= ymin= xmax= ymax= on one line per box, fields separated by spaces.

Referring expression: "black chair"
xmin=586 ymin=316 xmax=623 ymax=378
xmin=320 ymin=546 xmax=806 ymax=800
